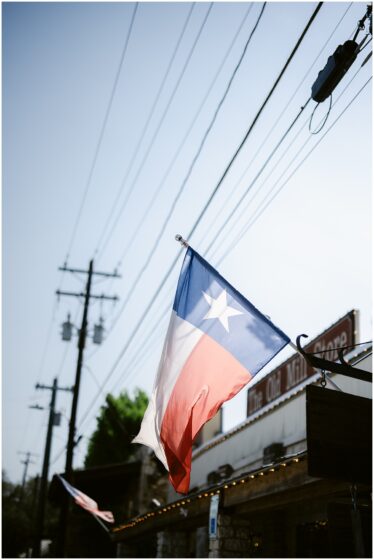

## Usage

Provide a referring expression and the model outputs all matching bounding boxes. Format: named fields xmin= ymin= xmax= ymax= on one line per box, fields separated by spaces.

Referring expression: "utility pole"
xmin=18 ymin=451 xmax=38 ymax=503
xmin=32 ymin=378 xmax=73 ymax=558
xmin=56 ymin=259 xmax=119 ymax=557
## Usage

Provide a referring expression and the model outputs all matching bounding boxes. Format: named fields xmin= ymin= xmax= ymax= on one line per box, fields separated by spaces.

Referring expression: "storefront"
xmin=111 ymin=311 xmax=372 ymax=557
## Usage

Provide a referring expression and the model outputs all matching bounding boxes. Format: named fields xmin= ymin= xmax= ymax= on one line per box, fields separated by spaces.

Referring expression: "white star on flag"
xmin=202 ymin=289 xmax=243 ymax=332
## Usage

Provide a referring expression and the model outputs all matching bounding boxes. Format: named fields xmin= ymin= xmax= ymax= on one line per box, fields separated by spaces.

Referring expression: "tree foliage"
xmin=84 ymin=388 xmax=148 ymax=468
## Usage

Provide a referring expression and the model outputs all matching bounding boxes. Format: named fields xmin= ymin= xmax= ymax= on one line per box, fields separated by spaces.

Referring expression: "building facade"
xmin=111 ymin=312 xmax=372 ymax=557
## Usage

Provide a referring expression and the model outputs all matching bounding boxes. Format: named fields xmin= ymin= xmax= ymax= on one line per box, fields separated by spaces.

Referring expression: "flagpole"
xmin=91 ymin=513 xmax=109 ymax=533
xmin=288 ymin=341 xmax=301 ymax=354
xmin=175 ymin=234 xmax=189 ymax=248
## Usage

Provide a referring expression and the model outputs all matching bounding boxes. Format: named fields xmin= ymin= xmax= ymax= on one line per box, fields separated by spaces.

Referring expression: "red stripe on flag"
xmin=160 ymin=333 xmax=251 ymax=493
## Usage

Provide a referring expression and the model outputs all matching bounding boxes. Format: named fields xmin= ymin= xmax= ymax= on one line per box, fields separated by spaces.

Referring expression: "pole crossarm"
xmin=36 ymin=382 xmax=73 ymax=392
xmin=59 ymin=264 xmax=121 ymax=278
xmin=56 ymin=289 xmax=118 ymax=301
xmin=296 ymin=334 xmax=372 ymax=382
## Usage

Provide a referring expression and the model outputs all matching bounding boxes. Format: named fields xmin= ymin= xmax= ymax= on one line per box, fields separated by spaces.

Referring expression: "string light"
xmin=112 ymin=452 xmax=306 ymax=534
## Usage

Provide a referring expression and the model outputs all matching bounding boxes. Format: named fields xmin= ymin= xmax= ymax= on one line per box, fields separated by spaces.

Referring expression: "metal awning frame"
xmin=296 ymin=334 xmax=372 ymax=383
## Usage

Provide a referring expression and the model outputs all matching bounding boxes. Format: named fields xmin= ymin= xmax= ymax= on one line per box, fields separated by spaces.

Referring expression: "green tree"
xmin=84 ymin=388 xmax=148 ymax=468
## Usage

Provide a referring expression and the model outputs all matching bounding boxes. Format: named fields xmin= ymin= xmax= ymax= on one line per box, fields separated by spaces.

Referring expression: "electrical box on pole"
xmin=311 ymin=40 xmax=359 ymax=102
xmin=61 ymin=313 xmax=73 ymax=341
xmin=311 ymin=5 xmax=372 ymax=103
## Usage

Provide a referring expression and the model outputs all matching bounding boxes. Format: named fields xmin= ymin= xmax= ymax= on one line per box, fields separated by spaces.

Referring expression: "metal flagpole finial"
xmin=175 ymin=234 xmax=189 ymax=248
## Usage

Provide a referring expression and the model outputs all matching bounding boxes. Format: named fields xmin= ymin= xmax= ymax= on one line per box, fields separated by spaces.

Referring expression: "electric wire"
xmin=211 ymin=62 xmax=368 ymax=262
xmin=88 ymin=2 xmax=256 ymax=355
xmin=202 ymin=97 xmax=312 ymax=256
xmin=310 ymin=340 xmax=373 ymax=354
xmin=112 ymin=66 xmax=370 ymax=410
xmin=104 ymin=2 xmax=266 ymax=335
xmin=85 ymin=4 xmax=255 ymax=359
xmin=79 ymin=55 xmax=371 ymax=441
xmin=308 ymin=94 xmax=333 ymax=134
xmin=101 ymin=0 xmax=349 ymax=345
xmin=75 ymin=2 xmax=324 ymax=429
xmin=216 ymin=75 xmax=372 ymax=264
xmin=80 ymin=95 xmax=311 ymax=431
xmin=112 ymin=2 xmax=256 ymax=267
xmin=196 ymin=1 xmax=352 ymax=252
xmin=93 ymin=3 xmax=196 ymax=258
xmin=95 ymin=2 xmax=214 ymax=261
xmin=27 ymin=304 xmax=81 ymax=471
xmin=18 ymin=284 xmax=68 ymax=463
xmin=184 ymin=1 xmax=323 ymax=247
xmin=64 ymin=3 xmax=138 ymax=263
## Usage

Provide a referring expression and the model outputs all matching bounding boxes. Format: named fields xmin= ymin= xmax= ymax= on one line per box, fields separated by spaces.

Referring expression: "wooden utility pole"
xmin=18 ymin=451 xmax=38 ymax=503
xmin=32 ymin=378 xmax=72 ymax=558
xmin=56 ymin=259 xmax=119 ymax=557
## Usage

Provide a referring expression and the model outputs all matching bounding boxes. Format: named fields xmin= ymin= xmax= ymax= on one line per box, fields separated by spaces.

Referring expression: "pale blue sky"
xmin=3 ymin=1 xmax=372 ymax=484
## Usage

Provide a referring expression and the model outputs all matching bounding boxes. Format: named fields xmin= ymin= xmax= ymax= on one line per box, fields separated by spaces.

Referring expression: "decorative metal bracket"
xmin=296 ymin=334 xmax=371 ymax=383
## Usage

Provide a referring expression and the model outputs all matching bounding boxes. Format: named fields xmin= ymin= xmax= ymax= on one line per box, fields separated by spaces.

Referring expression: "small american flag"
xmin=58 ymin=475 xmax=114 ymax=523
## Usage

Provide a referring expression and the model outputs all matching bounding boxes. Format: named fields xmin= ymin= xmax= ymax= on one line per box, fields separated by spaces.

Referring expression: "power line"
xmin=90 ymin=2 xmax=256 ymax=347
xmin=112 ymin=70 xmax=371 ymax=407
xmin=75 ymin=2 xmax=323 ymax=428
xmin=96 ymin=2 xmax=214 ymax=260
xmin=203 ymin=97 xmax=312 ymax=255
xmin=65 ymin=3 xmax=139 ymax=262
xmin=86 ymin=0 xmax=350 ymax=369
xmin=84 ymin=3 xmax=253 ymax=359
xmin=112 ymin=2 xmax=256 ymax=267
xmin=105 ymin=2 xmax=266 ymax=335
xmin=79 ymin=42 xmax=371 ymax=441
xmin=217 ymin=75 xmax=372 ymax=262
xmin=211 ymin=59 xmax=369 ymax=263
xmin=93 ymin=3 xmax=196 ymax=258
xmin=196 ymin=1 xmax=353 ymax=252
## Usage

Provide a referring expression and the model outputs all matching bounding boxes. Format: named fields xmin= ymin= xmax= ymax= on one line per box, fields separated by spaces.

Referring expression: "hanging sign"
xmin=306 ymin=384 xmax=371 ymax=484
xmin=209 ymin=494 xmax=220 ymax=539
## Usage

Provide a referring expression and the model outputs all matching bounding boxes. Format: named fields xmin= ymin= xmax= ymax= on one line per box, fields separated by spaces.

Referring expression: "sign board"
xmin=209 ymin=494 xmax=219 ymax=539
xmin=306 ymin=384 xmax=372 ymax=484
xmin=247 ymin=311 xmax=356 ymax=417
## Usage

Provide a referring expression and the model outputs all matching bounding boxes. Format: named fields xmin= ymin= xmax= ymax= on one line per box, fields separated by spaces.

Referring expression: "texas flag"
xmin=133 ymin=247 xmax=289 ymax=493
xmin=58 ymin=475 xmax=114 ymax=523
